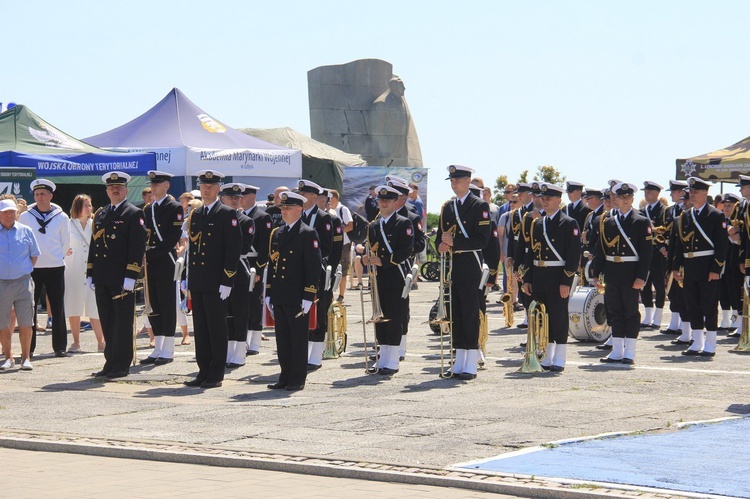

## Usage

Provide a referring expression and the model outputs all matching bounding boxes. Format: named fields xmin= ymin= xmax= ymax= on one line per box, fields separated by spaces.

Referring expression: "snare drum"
xmin=568 ymin=286 xmax=611 ymax=342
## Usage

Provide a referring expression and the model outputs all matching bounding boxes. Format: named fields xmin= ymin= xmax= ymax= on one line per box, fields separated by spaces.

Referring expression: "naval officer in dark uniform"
xmin=296 ymin=180 xmax=333 ymax=371
xmin=266 ymin=191 xmax=322 ymax=391
xmin=592 ymin=182 xmax=653 ymax=365
xmin=437 ymin=165 xmax=491 ymax=380
xmin=220 ymin=183 xmax=255 ymax=369
xmin=184 ymin=170 xmax=242 ymax=389
xmin=363 ymin=185 xmax=414 ymax=375
xmin=522 ymin=183 xmax=581 ymax=372
xmin=240 ymin=184 xmax=272 ymax=355
xmin=672 ymin=177 xmax=728 ymax=358
xmin=563 ymin=181 xmax=592 ymax=232
xmin=662 ymin=179 xmax=688 ymax=337
xmin=88 ymin=172 xmax=147 ymax=379
xmin=140 ymin=171 xmax=184 ymax=366
xmin=638 ymin=181 xmax=667 ymax=330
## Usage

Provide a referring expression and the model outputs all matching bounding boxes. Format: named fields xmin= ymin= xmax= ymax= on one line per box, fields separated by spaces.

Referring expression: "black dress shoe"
xmin=399 ymin=356 xmax=405 ymax=361
xmin=106 ymin=370 xmax=129 ymax=379
xmin=727 ymin=331 xmax=741 ymax=338
xmin=183 ymin=378 xmax=205 ymax=387
xmin=286 ymin=384 xmax=305 ymax=391
xmin=91 ymin=370 xmax=109 ymax=377
xmin=307 ymin=363 xmax=322 ymax=372
xmin=639 ymin=323 xmax=652 ymax=330
xmin=378 ymin=367 xmax=398 ymax=376
xmin=541 ymin=365 xmax=551 ymax=371
xmin=367 ymin=366 xmax=381 ymax=375
xmin=682 ymin=349 xmax=700 ymax=356
xmin=246 ymin=350 xmax=260 ymax=356
xmin=54 ymin=351 xmax=68 ymax=358
xmin=200 ymin=380 xmax=222 ymax=389
xmin=225 ymin=362 xmax=243 ymax=369
xmin=139 ymin=357 xmax=157 ymax=365
xmin=549 ymin=365 xmax=565 ymax=372
xmin=440 ymin=370 xmax=458 ymax=378
xmin=518 ymin=323 xmax=528 ymax=329
xmin=458 ymin=372 xmax=477 ymax=380
xmin=661 ymin=328 xmax=680 ymax=335
xmin=519 ymin=342 xmax=527 ymax=348
xmin=717 ymin=326 xmax=728 ymax=332
xmin=698 ymin=351 xmax=716 ymax=357
xmin=671 ymin=339 xmax=692 ymax=345
xmin=154 ymin=357 xmax=173 ymax=365
xmin=267 ymin=381 xmax=288 ymax=389
xmin=600 ymin=357 xmax=622 ymax=364
xmin=595 ymin=344 xmax=613 ymax=350
xmin=621 ymin=358 xmax=635 ymax=365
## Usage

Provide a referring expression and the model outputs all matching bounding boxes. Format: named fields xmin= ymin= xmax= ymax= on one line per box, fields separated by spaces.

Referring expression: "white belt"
xmin=242 ymin=251 xmax=258 ymax=258
xmin=605 ymin=255 xmax=639 ymax=263
xmin=533 ymin=260 xmax=566 ymax=267
xmin=683 ymin=250 xmax=714 ymax=258
xmin=453 ymin=249 xmax=481 ymax=255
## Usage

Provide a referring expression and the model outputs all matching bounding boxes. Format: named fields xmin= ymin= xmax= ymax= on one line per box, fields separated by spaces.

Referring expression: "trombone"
xmin=360 ymin=236 xmax=389 ymax=374
xmin=431 ymin=215 xmax=456 ymax=378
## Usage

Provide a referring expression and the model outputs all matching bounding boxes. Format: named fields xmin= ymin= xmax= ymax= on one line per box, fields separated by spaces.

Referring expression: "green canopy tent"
xmin=0 ymin=105 xmax=155 ymax=209
xmin=676 ymin=134 xmax=750 ymax=182
xmin=240 ymin=127 xmax=366 ymax=194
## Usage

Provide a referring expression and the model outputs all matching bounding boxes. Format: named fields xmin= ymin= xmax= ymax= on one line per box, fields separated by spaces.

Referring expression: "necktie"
xmin=203 ymin=206 xmax=209 ymax=216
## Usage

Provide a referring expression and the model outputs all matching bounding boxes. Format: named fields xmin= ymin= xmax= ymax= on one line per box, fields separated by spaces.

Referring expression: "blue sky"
xmin=4 ymin=0 xmax=750 ymax=209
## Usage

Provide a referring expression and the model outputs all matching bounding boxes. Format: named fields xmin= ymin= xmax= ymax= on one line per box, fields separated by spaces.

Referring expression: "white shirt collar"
xmin=546 ymin=209 xmax=560 ymax=220
xmin=154 ymin=195 xmax=168 ymax=206
xmin=457 ymin=192 xmax=471 ymax=204
xmin=204 ymin=198 xmax=220 ymax=212
xmin=620 ymin=208 xmax=633 ymax=218
xmin=381 ymin=212 xmax=394 ymax=224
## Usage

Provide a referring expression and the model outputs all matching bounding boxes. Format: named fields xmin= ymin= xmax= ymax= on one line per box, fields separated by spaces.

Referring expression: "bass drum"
xmin=568 ymin=286 xmax=611 ymax=342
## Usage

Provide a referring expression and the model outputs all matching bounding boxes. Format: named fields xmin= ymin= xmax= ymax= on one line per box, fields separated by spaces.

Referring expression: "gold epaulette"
xmin=126 ymin=262 xmax=142 ymax=273
xmin=304 ymin=285 xmax=317 ymax=294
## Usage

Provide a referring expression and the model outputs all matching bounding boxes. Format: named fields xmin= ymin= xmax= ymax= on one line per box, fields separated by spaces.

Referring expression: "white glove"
xmin=86 ymin=277 xmax=95 ymax=290
xmin=219 ymin=284 xmax=232 ymax=300
xmin=302 ymin=299 xmax=313 ymax=314
xmin=123 ymin=277 xmax=135 ymax=291
xmin=265 ymin=296 xmax=274 ymax=319
xmin=180 ymin=280 xmax=188 ymax=292
xmin=745 ymin=276 xmax=750 ymax=293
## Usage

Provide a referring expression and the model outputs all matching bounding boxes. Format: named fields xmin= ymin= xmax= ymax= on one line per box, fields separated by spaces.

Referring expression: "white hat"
xmin=613 ymin=182 xmax=638 ymax=195
xmin=0 ymin=199 xmax=18 ymax=212
xmin=446 ymin=164 xmax=474 ymax=179
xmin=102 ymin=172 xmax=131 ymax=185
xmin=195 ymin=170 xmax=224 ymax=184
xmin=30 ymin=179 xmax=56 ymax=192
xmin=297 ymin=179 xmax=322 ymax=194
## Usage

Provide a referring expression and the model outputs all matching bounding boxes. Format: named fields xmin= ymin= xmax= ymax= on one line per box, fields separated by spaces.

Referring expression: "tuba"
xmin=517 ymin=300 xmax=549 ymax=373
xmin=323 ymin=299 xmax=348 ymax=359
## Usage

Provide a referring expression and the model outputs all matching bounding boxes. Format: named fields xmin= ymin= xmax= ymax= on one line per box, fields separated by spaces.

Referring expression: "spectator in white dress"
xmin=64 ymin=195 xmax=104 ymax=352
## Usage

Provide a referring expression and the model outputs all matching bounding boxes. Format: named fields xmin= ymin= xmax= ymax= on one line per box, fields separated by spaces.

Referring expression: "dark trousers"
xmin=191 ymin=291 xmax=228 ymax=383
xmin=273 ymin=303 xmax=308 ymax=386
xmin=375 ymin=285 xmax=403 ymax=346
xmin=605 ymin=284 xmax=641 ymax=339
xmin=31 ymin=266 xmax=66 ymax=354
xmin=531 ymin=290 xmax=569 ymax=344
xmin=247 ymin=279 xmax=263 ymax=331
xmin=683 ymin=278 xmax=720 ymax=330
xmin=310 ymin=288 xmax=332 ymax=342
xmin=451 ymin=279 xmax=480 ymax=349
xmin=719 ymin=271 xmax=743 ymax=311
xmin=96 ymin=283 xmax=135 ymax=373
xmin=227 ymin=273 xmax=250 ymax=342
xmin=147 ymin=273 xmax=176 ymax=338
xmin=401 ymin=295 xmax=410 ymax=336
xmin=668 ymin=281 xmax=688 ymax=320
xmin=640 ymin=252 xmax=666 ymax=308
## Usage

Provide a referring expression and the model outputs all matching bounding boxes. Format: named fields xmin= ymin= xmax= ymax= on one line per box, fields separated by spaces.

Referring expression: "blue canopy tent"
xmin=0 ymin=105 xmax=156 ymax=208
xmin=85 ymin=88 xmax=302 ymax=199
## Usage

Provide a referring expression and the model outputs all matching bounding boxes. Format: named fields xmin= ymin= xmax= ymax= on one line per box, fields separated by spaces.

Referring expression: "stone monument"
xmin=308 ymin=59 xmax=423 ymax=167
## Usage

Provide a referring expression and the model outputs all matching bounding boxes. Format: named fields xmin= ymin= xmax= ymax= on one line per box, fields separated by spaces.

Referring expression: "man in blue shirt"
xmin=0 ymin=198 xmax=40 ymax=371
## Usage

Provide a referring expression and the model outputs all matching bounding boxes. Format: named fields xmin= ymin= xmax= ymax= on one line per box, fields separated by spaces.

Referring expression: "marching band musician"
xmin=183 ymin=170 xmax=242 ymax=389
xmin=563 ymin=181 xmax=592 ymax=232
xmin=670 ymin=187 xmax=695 ymax=346
xmin=363 ymin=185 xmax=414 ymax=375
xmin=296 ymin=180 xmax=333 ymax=372
xmin=719 ymin=192 xmax=742 ymax=334
xmin=140 ymin=171 xmax=183 ymax=366
xmin=592 ymin=182 xmax=653 ymax=365
xmin=506 ymin=183 xmax=535 ymax=328
xmin=438 ymin=165 xmax=492 ymax=379
xmin=469 ymin=183 xmax=501 ymax=364
xmin=639 ymin=181 xmax=667 ymax=330
xmin=88 ymin=172 xmax=147 ymax=379
xmin=581 ymin=188 xmax=604 ymax=259
xmin=730 ymin=174 xmax=750 ymax=336
xmin=240 ymin=184 xmax=273 ymax=355
xmin=387 ymin=177 xmax=426 ymax=361
xmin=220 ymin=183 xmax=255 ymax=369
xmin=266 ymin=191 xmax=321 ymax=391
xmin=672 ymin=177 xmax=728 ymax=358
xmin=663 ymin=180 xmax=688 ymax=337
xmin=522 ymin=183 xmax=580 ymax=372
xmin=314 ymin=188 xmax=343 ymax=361
xmin=591 ymin=187 xmax=617 ymax=352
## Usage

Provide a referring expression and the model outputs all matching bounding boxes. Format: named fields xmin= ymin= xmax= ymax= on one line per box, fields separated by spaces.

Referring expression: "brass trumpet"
xmin=518 ymin=300 xmax=549 ymax=373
